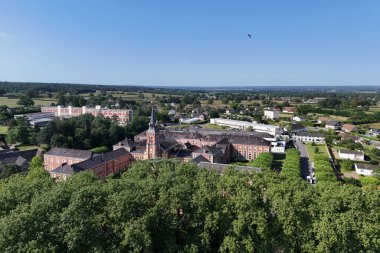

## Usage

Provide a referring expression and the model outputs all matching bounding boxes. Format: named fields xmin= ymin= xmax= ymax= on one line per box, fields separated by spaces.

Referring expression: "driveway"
xmin=295 ymin=140 xmax=311 ymax=179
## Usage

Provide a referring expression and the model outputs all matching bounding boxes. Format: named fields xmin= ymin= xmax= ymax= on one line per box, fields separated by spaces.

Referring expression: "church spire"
xmin=149 ymin=107 xmax=157 ymax=126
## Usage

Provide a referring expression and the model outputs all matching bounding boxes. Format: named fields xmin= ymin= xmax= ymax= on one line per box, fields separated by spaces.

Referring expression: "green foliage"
xmin=91 ymin=146 xmax=110 ymax=153
xmin=38 ymin=114 xmax=127 ymax=149
xmin=17 ymin=96 xmax=34 ymax=107
xmin=360 ymin=177 xmax=379 ymax=188
xmin=340 ymin=159 xmax=353 ymax=171
xmin=0 ymin=160 xmax=378 ymax=252
xmin=0 ymin=165 xmax=22 ymax=179
xmin=282 ymin=148 xmax=301 ymax=178
xmin=251 ymin=152 xmax=273 ymax=170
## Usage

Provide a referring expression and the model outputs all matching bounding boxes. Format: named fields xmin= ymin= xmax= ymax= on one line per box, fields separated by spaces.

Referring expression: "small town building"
xmin=287 ymin=123 xmax=307 ymax=133
xmin=14 ymin=112 xmax=56 ymax=127
xmin=292 ymin=116 xmax=306 ymax=122
xmin=338 ymin=149 xmax=365 ymax=161
xmin=342 ymin=124 xmax=358 ymax=133
xmin=0 ymin=149 xmax=42 ymax=172
xmin=294 ymin=132 xmax=325 ymax=143
xmin=264 ymin=110 xmax=280 ymax=120
xmin=354 ymin=163 xmax=377 ymax=176
xmin=325 ymin=120 xmax=341 ymax=130
xmin=210 ymin=118 xmax=282 ymax=136
xmin=317 ymin=117 xmax=330 ymax=124
xmin=282 ymin=107 xmax=296 ymax=114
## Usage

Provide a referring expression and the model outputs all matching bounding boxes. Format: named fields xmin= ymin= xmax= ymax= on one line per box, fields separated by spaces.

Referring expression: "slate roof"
xmin=342 ymin=124 xmax=357 ymax=131
xmin=355 ymin=163 xmax=377 ymax=171
xmin=326 ymin=120 xmax=340 ymax=126
xmin=193 ymin=145 xmax=222 ymax=155
xmin=72 ymin=148 xmax=128 ymax=172
xmin=339 ymin=149 xmax=364 ymax=155
xmin=45 ymin=147 xmax=93 ymax=159
xmin=0 ymin=149 xmax=39 ymax=163
xmin=295 ymin=132 xmax=325 ymax=138
xmin=192 ymin=155 xmax=209 ymax=164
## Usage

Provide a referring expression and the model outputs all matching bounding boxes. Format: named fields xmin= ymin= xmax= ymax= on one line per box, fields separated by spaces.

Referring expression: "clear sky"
xmin=0 ymin=0 xmax=379 ymax=86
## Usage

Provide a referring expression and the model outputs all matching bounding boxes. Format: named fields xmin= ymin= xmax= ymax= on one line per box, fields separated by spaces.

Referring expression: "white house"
xmin=325 ymin=120 xmax=341 ymax=130
xmin=338 ymin=149 xmax=365 ymax=161
xmin=354 ymin=163 xmax=377 ymax=176
xmin=180 ymin=117 xmax=201 ymax=124
xmin=292 ymin=116 xmax=306 ymax=122
xmin=264 ymin=110 xmax=280 ymax=120
xmin=270 ymin=140 xmax=286 ymax=153
xmin=294 ymin=132 xmax=325 ymax=143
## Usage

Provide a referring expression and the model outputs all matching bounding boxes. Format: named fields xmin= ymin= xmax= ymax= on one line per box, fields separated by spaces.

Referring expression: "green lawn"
xmin=306 ymin=143 xmax=328 ymax=162
xmin=0 ymin=97 xmax=57 ymax=108
xmin=202 ymin=123 xmax=227 ymax=130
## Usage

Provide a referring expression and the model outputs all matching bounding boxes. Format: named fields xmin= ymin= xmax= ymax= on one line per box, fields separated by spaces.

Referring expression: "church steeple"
xmin=148 ymin=107 xmax=157 ymax=132
xmin=144 ymin=106 xmax=160 ymax=159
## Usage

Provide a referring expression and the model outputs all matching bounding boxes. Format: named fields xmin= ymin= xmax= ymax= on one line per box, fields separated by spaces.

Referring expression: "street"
xmin=295 ymin=140 xmax=311 ymax=180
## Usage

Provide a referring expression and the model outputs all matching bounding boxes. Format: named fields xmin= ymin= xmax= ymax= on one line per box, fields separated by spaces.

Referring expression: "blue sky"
xmin=0 ymin=0 xmax=379 ymax=86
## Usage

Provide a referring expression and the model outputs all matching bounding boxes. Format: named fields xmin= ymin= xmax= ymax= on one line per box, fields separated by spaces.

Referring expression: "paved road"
xmin=295 ymin=140 xmax=311 ymax=180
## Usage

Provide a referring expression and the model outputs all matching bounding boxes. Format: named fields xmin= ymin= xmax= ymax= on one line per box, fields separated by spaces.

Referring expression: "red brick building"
xmin=44 ymin=148 xmax=93 ymax=172
xmin=114 ymin=108 xmax=271 ymax=163
xmin=50 ymin=149 xmax=134 ymax=180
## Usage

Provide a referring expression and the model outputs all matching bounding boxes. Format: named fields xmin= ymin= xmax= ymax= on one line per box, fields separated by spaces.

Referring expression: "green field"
xmin=0 ymin=97 xmax=57 ymax=108
xmin=306 ymin=143 xmax=329 ymax=162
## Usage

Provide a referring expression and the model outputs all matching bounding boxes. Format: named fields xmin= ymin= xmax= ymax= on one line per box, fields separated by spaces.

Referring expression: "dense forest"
xmin=0 ymin=159 xmax=378 ymax=252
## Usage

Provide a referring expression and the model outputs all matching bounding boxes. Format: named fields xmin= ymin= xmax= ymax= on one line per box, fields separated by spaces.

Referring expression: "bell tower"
xmin=144 ymin=107 xmax=161 ymax=159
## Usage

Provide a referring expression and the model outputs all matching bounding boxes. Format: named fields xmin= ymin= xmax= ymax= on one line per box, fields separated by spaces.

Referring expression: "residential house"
xmin=325 ymin=120 xmax=341 ymax=130
xmin=342 ymin=124 xmax=358 ymax=133
xmin=282 ymin=107 xmax=296 ymax=114
xmin=354 ymin=163 xmax=377 ymax=176
xmin=287 ymin=123 xmax=307 ymax=133
xmin=317 ymin=117 xmax=330 ymax=124
xmin=294 ymin=132 xmax=325 ymax=143
xmin=264 ymin=110 xmax=280 ymax=120
xmin=338 ymin=149 xmax=365 ymax=161
xmin=292 ymin=116 xmax=306 ymax=122
xmin=0 ymin=149 xmax=42 ymax=173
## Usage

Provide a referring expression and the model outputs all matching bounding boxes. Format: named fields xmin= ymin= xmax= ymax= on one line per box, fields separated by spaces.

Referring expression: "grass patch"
xmin=306 ymin=143 xmax=328 ymax=162
xmin=0 ymin=97 xmax=57 ymax=108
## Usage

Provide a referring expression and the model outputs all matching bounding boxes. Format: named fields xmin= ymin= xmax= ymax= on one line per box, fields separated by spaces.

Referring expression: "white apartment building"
xmin=41 ymin=105 xmax=133 ymax=125
xmin=264 ymin=110 xmax=280 ymax=120
xmin=210 ymin=118 xmax=282 ymax=136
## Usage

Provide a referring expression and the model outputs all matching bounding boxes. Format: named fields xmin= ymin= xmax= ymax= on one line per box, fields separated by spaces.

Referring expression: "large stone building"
xmin=44 ymin=147 xmax=94 ymax=172
xmin=114 ymin=108 xmax=271 ymax=163
xmin=41 ymin=105 xmax=133 ymax=125
xmin=50 ymin=149 xmax=134 ymax=180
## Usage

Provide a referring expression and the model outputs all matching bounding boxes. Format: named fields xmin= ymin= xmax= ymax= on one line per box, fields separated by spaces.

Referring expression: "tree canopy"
xmin=0 ymin=159 xmax=378 ymax=252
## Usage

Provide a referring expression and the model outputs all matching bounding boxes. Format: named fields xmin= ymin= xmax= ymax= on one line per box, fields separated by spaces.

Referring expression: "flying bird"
xmin=248 ymin=34 xmax=252 ymax=38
